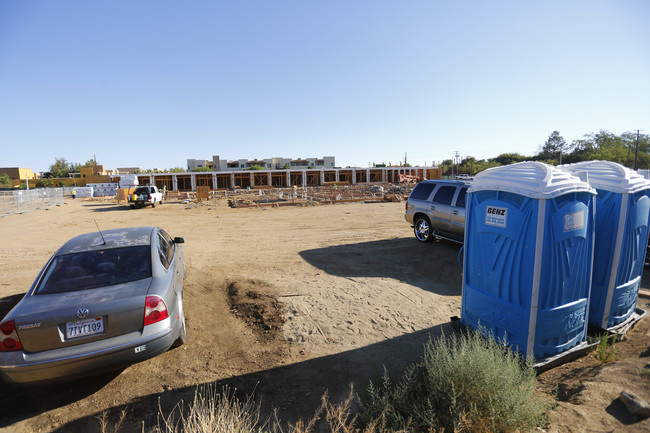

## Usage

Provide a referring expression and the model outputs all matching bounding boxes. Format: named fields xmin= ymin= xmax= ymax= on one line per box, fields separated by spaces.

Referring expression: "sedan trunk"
xmin=14 ymin=279 xmax=151 ymax=353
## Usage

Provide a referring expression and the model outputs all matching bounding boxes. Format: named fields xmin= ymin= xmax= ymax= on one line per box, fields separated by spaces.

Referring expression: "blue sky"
xmin=1 ymin=1 xmax=649 ymax=172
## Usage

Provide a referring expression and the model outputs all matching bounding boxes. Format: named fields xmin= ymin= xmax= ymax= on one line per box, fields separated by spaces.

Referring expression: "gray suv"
xmin=404 ymin=179 xmax=471 ymax=243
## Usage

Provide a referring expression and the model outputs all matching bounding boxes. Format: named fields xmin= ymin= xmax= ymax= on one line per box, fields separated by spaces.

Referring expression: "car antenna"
xmin=94 ymin=219 xmax=107 ymax=245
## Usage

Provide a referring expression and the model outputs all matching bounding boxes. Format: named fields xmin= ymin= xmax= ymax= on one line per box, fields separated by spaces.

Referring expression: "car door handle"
xmin=452 ymin=210 xmax=459 ymax=215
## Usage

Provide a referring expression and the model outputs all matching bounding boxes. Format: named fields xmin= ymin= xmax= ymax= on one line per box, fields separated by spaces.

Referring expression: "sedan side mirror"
xmin=173 ymin=237 xmax=185 ymax=244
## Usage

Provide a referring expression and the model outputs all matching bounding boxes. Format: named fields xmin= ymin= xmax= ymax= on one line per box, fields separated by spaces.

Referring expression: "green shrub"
xmin=358 ymin=330 xmax=548 ymax=432
xmin=592 ymin=332 xmax=617 ymax=364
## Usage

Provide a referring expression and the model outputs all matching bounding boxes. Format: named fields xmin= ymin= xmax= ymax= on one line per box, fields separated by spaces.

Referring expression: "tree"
xmin=70 ymin=159 xmax=98 ymax=173
xmin=36 ymin=178 xmax=54 ymax=188
xmin=0 ymin=174 xmax=10 ymax=187
xmin=537 ymin=131 xmax=566 ymax=163
xmin=49 ymin=157 xmax=71 ymax=178
xmin=490 ymin=153 xmax=527 ymax=166
xmin=167 ymin=167 xmax=185 ymax=173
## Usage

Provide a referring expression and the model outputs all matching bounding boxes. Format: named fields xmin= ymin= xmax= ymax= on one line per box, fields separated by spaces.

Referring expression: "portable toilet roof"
xmin=469 ymin=161 xmax=596 ymax=198
xmin=562 ymin=160 xmax=650 ymax=194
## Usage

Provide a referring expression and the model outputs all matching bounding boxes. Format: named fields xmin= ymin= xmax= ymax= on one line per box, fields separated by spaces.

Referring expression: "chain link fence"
xmin=0 ymin=188 xmax=64 ymax=217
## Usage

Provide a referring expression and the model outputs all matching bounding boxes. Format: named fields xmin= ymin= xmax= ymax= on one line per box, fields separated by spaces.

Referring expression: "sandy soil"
xmin=0 ymin=194 xmax=648 ymax=432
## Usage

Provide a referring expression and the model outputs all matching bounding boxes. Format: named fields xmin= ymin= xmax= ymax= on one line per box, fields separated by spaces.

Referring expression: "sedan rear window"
xmin=36 ymin=246 xmax=152 ymax=294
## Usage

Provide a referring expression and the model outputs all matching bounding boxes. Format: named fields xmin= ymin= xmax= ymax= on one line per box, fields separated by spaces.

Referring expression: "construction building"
xmin=133 ymin=166 xmax=440 ymax=192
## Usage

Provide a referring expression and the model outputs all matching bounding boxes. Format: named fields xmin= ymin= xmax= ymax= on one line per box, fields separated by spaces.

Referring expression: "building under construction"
xmin=129 ymin=166 xmax=441 ymax=192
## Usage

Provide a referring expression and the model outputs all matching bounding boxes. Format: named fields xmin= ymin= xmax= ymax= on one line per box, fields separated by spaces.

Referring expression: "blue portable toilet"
xmin=461 ymin=162 xmax=596 ymax=358
xmin=562 ymin=161 xmax=650 ymax=329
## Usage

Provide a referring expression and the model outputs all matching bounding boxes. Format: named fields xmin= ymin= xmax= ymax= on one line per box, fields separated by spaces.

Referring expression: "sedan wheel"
xmin=414 ymin=217 xmax=432 ymax=242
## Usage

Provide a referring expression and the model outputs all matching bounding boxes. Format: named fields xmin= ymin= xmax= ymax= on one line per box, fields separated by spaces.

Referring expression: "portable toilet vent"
xmin=461 ymin=162 xmax=596 ymax=358
xmin=562 ymin=161 xmax=650 ymax=329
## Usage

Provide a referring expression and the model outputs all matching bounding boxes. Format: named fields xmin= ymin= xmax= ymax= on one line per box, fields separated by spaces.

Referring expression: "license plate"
xmin=66 ymin=317 xmax=104 ymax=339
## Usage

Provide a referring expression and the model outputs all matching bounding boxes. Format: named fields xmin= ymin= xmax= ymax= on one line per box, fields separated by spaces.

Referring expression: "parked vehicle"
xmin=0 ymin=226 xmax=186 ymax=384
xmin=129 ymin=185 xmax=163 ymax=209
xmin=404 ymin=179 xmax=471 ymax=243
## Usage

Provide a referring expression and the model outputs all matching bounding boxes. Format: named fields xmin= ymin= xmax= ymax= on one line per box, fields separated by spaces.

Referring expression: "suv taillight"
xmin=0 ymin=320 xmax=23 ymax=352
xmin=144 ymin=296 xmax=169 ymax=326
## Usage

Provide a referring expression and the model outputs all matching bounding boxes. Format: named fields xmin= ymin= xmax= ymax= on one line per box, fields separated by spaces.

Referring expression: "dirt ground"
xmin=0 ymin=194 xmax=648 ymax=432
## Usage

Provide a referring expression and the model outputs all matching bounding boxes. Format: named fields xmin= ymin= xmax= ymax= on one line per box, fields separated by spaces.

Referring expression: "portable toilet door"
xmin=562 ymin=161 xmax=650 ymax=329
xmin=461 ymin=162 xmax=596 ymax=359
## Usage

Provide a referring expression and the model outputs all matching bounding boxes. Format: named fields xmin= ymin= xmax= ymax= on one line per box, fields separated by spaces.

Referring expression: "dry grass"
xmin=148 ymin=384 xmax=395 ymax=433
xmin=150 ymin=385 xmax=266 ymax=433
xmin=98 ymin=409 xmax=126 ymax=433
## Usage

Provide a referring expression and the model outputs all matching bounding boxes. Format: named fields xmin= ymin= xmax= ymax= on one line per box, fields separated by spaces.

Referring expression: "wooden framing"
xmin=234 ymin=172 xmax=251 ymax=189
xmin=253 ymin=172 xmax=269 ymax=187
xmin=306 ymin=172 xmax=320 ymax=186
xmin=271 ymin=172 xmax=287 ymax=187
xmin=338 ymin=170 xmax=353 ymax=184
xmin=215 ymin=174 xmax=231 ymax=189
xmin=176 ymin=175 xmax=193 ymax=191
xmin=195 ymin=174 xmax=213 ymax=189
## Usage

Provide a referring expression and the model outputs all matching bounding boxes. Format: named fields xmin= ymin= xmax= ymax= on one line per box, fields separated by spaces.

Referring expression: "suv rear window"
xmin=409 ymin=183 xmax=436 ymax=200
xmin=432 ymin=186 xmax=456 ymax=205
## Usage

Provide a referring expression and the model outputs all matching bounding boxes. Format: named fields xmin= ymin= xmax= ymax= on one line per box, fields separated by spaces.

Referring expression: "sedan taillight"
xmin=144 ymin=296 xmax=169 ymax=326
xmin=0 ymin=320 xmax=23 ymax=352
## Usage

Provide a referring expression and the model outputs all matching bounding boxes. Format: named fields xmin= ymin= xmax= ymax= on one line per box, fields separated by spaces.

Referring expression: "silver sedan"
xmin=0 ymin=226 xmax=187 ymax=384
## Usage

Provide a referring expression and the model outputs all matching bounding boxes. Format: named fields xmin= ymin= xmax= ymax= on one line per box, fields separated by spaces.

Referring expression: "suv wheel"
xmin=414 ymin=216 xmax=433 ymax=242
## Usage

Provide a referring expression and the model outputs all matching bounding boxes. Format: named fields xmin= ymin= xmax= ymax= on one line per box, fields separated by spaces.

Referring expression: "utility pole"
xmin=453 ymin=151 xmax=460 ymax=178
xmin=634 ymin=130 xmax=643 ymax=170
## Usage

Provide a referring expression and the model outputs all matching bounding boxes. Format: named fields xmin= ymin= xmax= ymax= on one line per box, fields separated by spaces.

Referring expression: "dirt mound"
xmin=226 ymin=280 xmax=285 ymax=341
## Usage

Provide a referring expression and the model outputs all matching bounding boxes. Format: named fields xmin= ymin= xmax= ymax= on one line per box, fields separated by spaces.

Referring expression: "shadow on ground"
xmin=2 ymin=323 xmax=451 ymax=432
xmin=0 ymin=293 xmax=25 ymax=318
xmin=83 ymin=203 xmax=132 ymax=212
xmin=300 ymin=238 xmax=463 ymax=295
